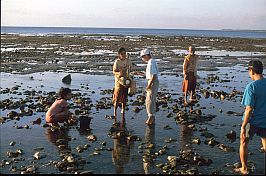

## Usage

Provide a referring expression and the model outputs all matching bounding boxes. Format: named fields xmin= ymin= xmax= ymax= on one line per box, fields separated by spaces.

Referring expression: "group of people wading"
xmin=45 ymin=45 xmax=265 ymax=175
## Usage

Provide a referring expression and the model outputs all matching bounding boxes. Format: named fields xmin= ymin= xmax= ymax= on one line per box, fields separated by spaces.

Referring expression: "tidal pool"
xmin=0 ymin=65 xmax=265 ymax=174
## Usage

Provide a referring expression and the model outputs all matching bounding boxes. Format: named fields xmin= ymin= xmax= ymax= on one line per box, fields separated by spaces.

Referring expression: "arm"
xmin=241 ymin=106 xmax=253 ymax=139
xmin=130 ymin=63 xmax=145 ymax=77
xmin=113 ymin=60 xmax=123 ymax=77
xmin=146 ymin=74 xmax=156 ymax=90
xmin=183 ymin=58 xmax=188 ymax=79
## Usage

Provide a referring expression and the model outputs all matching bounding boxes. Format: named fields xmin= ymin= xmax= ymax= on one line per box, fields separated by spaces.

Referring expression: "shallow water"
xmin=0 ymin=65 xmax=265 ymax=174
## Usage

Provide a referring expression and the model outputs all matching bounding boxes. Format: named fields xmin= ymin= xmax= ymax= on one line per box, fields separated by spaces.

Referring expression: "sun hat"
xmin=140 ymin=49 xmax=151 ymax=57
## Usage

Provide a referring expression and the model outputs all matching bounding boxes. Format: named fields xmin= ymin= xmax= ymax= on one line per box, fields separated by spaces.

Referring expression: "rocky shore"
xmin=1 ymin=34 xmax=266 ymax=74
xmin=1 ymin=34 xmax=266 ymax=174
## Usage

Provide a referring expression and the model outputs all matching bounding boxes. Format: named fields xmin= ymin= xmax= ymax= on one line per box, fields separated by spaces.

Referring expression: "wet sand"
xmin=0 ymin=34 xmax=266 ymax=174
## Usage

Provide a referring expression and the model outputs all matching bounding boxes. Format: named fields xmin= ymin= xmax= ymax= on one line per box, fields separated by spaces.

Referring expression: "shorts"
xmin=112 ymin=85 xmax=128 ymax=105
xmin=182 ymin=72 xmax=196 ymax=93
xmin=245 ymin=123 xmax=266 ymax=139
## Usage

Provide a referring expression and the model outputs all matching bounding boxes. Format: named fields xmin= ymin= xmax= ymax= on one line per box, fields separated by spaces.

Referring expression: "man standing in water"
xmin=140 ymin=49 xmax=159 ymax=125
xmin=182 ymin=46 xmax=198 ymax=106
xmin=235 ymin=60 xmax=266 ymax=175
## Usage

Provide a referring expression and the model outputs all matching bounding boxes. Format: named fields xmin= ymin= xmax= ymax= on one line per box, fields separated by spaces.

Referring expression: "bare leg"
xmin=113 ymin=102 xmax=118 ymax=122
xmin=121 ymin=103 xmax=125 ymax=116
xmin=184 ymin=92 xmax=188 ymax=106
xmin=238 ymin=136 xmax=249 ymax=174
xmin=261 ymin=138 xmax=266 ymax=152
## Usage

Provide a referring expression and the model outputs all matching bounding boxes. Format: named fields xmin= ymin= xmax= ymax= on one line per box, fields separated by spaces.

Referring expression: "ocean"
xmin=1 ymin=26 xmax=266 ymax=39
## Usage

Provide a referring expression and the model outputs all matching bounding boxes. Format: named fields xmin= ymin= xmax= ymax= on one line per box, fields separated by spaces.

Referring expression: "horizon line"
xmin=2 ymin=25 xmax=266 ymax=32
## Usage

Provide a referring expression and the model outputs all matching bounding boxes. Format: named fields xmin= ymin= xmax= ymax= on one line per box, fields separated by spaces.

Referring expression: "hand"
xmin=119 ymin=70 xmax=124 ymax=77
xmin=146 ymin=85 xmax=151 ymax=91
xmin=184 ymin=74 xmax=188 ymax=80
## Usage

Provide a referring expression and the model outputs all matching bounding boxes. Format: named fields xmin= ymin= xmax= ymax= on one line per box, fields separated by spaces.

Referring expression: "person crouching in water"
xmin=46 ymin=87 xmax=75 ymax=127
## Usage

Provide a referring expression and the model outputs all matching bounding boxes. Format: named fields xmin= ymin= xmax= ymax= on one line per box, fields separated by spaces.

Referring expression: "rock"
xmin=156 ymin=163 xmax=164 ymax=168
xmin=56 ymin=139 xmax=68 ymax=146
xmin=167 ymin=156 xmax=178 ymax=167
xmin=192 ymin=138 xmax=201 ymax=145
xmin=87 ymin=134 xmax=97 ymax=142
xmin=26 ymin=166 xmax=36 ymax=173
xmin=217 ymin=144 xmax=236 ymax=152
xmin=204 ymin=137 xmax=219 ymax=147
xmin=67 ymin=155 xmax=75 ymax=163
xmin=80 ymin=170 xmax=93 ymax=174
xmin=163 ymin=125 xmax=172 ymax=130
xmin=76 ymin=146 xmax=84 ymax=153
xmin=33 ymin=152 xmax=45 ymax=160
xmin=9 ymin=141 xmax=16 ymax=146
xmin=201 ymin=131 xmax=214 ymax=138
xmin=233 ymin=162 xmax=241 ymax=168
xmin=62 ymin=74 xmax=71 ymax=84
xmin=132 ymin=107 xmax=141 ymax=113
xmin=226 ymin=130 xmax=237 ymax=142
xmin=31 ymin=117 xmax=42 ymax=125
xmin=7 ymin=111 xmax=19 ymax=119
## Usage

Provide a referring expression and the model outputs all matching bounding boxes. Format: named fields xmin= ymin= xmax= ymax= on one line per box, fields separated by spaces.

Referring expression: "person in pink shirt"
xmin=46 ymin=87 xmax=73 ymax=126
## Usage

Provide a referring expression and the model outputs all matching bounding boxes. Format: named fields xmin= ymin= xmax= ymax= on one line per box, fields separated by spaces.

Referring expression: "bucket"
xmin=79 ymin=116 xmax=92 ymax=130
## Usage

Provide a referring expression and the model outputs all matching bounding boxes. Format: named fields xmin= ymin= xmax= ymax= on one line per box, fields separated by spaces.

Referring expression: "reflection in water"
xmin=180 ymin=102 xmax=194 ymax=149
xmin=45 ymin=127 xmax=71 ymax=154
xmin=179 ymin=124 xmax=193 ymax=149
xmin=143 ymin=124 xmax=155 ymax=174
xmin=111 ymin=116 xmax=134 ymax=174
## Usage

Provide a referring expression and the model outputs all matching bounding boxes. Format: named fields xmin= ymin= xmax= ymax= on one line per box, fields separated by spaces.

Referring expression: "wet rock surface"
xmin=1 ymin=34 xmax=266 ymax=74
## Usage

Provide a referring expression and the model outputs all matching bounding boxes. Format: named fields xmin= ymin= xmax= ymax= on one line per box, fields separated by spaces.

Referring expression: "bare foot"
xmin=234 ymin=168 xmax=249 ymax=175
xmin=145 ymin=116 xmax=155 ymax=125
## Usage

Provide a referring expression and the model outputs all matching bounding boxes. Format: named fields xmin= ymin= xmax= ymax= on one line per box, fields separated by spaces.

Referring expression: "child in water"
xmin=46 ymin=87 xmax=75 ymax=127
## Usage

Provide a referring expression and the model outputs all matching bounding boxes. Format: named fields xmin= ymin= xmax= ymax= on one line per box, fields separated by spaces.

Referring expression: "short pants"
xmin=245 ymin=123 xmax=266 ymax=139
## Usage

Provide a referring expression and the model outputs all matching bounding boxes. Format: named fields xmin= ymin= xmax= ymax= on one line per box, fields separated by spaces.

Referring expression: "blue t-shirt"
xmin=241 ymin=78 xmax=266 ymax=128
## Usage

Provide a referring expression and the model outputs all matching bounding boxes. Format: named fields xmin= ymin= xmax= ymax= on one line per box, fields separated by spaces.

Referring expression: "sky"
xmin=1 ymin=0 xmax=266 ymax=30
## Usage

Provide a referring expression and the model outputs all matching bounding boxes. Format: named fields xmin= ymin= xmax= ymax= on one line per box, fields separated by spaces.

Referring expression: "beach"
xmin=1 ymin=33 xmax=266 ymax=174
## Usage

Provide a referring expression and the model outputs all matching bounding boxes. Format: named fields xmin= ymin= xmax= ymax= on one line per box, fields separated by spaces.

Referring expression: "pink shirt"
xmin=46 ymin=99 xmax=68 ymax=123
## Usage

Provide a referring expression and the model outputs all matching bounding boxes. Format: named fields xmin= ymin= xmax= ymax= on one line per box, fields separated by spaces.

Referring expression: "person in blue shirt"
xmin=235 ymin=60 xmax=266 ymax=175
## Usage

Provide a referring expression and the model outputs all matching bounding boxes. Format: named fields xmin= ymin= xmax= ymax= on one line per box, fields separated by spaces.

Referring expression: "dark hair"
xmin=118 ymin=47 xmax=126 ymax=54
xmin=58 ymin=87 xmax=71 ymax=99
xmin=248 ymin=60 xmax=263 ymax=74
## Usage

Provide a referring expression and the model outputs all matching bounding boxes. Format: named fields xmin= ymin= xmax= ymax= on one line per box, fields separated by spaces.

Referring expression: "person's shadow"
xmin=143 ymin=124 xmax=156 ymax=174
xmin=111 ymin=115 xmax=134 ymax=174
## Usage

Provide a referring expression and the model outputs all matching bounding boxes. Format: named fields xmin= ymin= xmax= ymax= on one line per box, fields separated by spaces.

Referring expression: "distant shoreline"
xmin=2 ymin=25 xmax=266 ymax=32
xmin=2 ymin=26 xmax=266 ymax=39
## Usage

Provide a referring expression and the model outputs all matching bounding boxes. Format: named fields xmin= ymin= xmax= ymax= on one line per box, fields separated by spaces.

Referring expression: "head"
xmin=188 ymin=46 xmax=196 ymax=55
xmin=58 ymin=87 xmax=71 ymax=100
xmin=118 ymin=47 xmax=127 ymax=60
xmin=140 ymin=49 xmax=151 ymax=63
xmin=248 ymin=60 xmax=263 ymax=80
